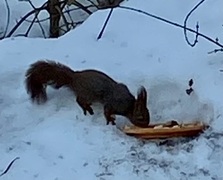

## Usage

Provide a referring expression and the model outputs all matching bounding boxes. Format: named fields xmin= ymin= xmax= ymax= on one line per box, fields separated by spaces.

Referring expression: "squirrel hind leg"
xmin=26 ymin=74 xmax=47 ymax=103
xmin=29 ymin=84 xmax=47 ymax=104
xmin=27 ymin=83 xmax=47 ymax=104
xmin=104 ymin=105 xmax=116 ymax=125
xmin=76 ymin=97 xmax=94 ymax=115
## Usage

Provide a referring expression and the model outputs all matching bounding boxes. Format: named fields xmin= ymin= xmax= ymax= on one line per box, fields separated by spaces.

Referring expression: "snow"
xmin=0 ymin=0 xmax=223 ymax=179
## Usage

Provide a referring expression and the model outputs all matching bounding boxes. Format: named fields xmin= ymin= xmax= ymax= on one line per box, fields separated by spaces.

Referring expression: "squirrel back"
xmin=25 ymin=60 xmax=150 ymax=127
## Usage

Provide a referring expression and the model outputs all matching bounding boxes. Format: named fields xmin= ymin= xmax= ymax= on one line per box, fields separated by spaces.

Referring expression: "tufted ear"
xmin=136 ymin=86 xmax=147 ymax=107
xmin=131 ymin=86 xmax=150 ymax=127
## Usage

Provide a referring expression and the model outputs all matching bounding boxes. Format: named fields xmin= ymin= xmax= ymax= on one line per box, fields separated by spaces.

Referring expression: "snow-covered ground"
xmin=0 ymin=0 xmax=223 ymax=179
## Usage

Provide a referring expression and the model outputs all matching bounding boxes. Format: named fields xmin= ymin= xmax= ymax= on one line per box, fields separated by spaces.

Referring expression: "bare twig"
xmin=64 ymin=6 xmax=74 ymax=26
xmin=61 ymin=0 xmax=69 ymax=10
xmin=6 ymin=10 xmax=36 ymax=37
xmin=1 ymin=0 xmax=10 ymax=39
xmin=87 ymin=0 xmax=98 ymax=7
xmin=63 ymin=5 xmax=95 ymax=13
xmin=208 ymin=48 xmax=223 ymax=54
xmin=63 ymin=6 xmax=82 ymax=29
xmin=36 ymin=19 xmax=47 ymax=38
xmin=59 ymin=20 xmax=83 ymax=30
xmin=27 ymin=0 xmax=47 ymax=38
xmin=0 ymin=157 xmax=20 ymax=177
xmin=118 ymin=5 xmax=223 ymax=49
xmin=67 ymin=0 xmax=93 ymax=15
xmin=97 ymin=8 xmax=114 ymax=40
xmin=23 ymin=12 xmax=47 ymax=38
xmin=5 ymin=2 xmax=48 ymax=37
xmin=25 ymin=15 xmax=37 ymax=37
xmin=4 ymin=0 xmax=94 ymax=39
xmin=25 ymin=17 xmax=50 ymax=23
xmin=55 ymin=5 xmax=69 ymax=32
xmin=27 ymin=0 xmax=36 ymax=9
xmin=184 ymin=0 xmax=205 ymax=47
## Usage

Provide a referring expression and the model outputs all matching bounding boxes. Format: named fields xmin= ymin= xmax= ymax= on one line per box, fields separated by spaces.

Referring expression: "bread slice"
xmin=122 ymin=120 xmax=209 ymax=139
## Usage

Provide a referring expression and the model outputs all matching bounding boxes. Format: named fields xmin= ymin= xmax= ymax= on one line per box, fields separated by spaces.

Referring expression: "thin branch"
xmin=58 ymin=20 xmax=83 ymax=30
xmin=1 ymin=0 xmax=10 ymax=39
xmin=55 ymin=5 xmax=69 ymax=32
xmin=5 ymin=2 xmax=48 ymax=37
xmin=68 ymin=0 xmax=93 ymax=15
xmin=184 ymin=0 xmax=205 ymax=47
xmin=97 ymin=8 xmax=114 ymax=40
xmin=36 ymin=19 xmax=47 ymax=38
xmin=63 ymin=6 xmax=81 ymax=29
xmin=14 ymin=33 xmax=28 ymax=37
xmin=24 ymin=17 xmax=50 ymax=23
xmin=6 ymin=10 xmax=36 ymax=37
xmin=25 ymin=15 xmax=37 ymax=37
xmin=24 ymin=12 xmax=47 ymax=38
xmin=86 ymin=0 xmax=98 ymax=7
xmin=208 ymin=48 xmax=223 ymax=54
xmin=27 ymin=0 xmax=36 ymax=10
xmin=63 ymin=5 xmax=95 ymax=13
xmin=64 ymin=6 xmax=74 ymax=25
xmin=60 ymin=0 xmax=69 ymax=10
xmin=26 ymin=0 xmax=47 ymax=38
xmin=118 ymin=5 xmax=223 ymax=49
xmin=0 ymin=157 xmax=20 ymax=177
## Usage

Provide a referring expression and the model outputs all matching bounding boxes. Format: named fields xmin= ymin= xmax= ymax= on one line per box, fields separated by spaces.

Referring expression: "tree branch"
xmin=183 ymin=0 xmax=205 ymax=47
xmin=118 ymin=5 xmax=223 ymax=49
xmin=97 ymin=8 xmax=114 ymax=40
xmin=0 ymin=157 xmax=20 ymax=177
xmin=66 ymin=0 xmax=93 ymax=15
xmin=208 ymin=48 xmax=223 ymax=54
xmin=5 ymin=2 xmax=48 ymax=38
xmin=1 ymin=0 xmax=10 ymax=39
xmin=27 ymin=0 xmax=47 ymax=38
xmin=55 ymin=4 xmax=69 ymax=32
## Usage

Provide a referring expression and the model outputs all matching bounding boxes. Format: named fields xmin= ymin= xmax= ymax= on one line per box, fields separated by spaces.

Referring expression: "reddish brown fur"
xmin=25 ymin=60 xmax=150 ymax=127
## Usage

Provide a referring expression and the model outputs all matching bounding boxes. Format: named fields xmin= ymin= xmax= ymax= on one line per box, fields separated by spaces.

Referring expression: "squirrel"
xmin=25 ymin=60 xmax=150 ymax=127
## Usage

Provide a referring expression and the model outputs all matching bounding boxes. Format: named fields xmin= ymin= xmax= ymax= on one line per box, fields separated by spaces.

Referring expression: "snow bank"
xmin=0 ymin=0 xmax=223 ymax=179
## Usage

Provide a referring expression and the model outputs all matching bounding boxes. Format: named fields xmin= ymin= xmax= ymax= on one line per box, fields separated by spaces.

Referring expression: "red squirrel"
xmin=25 ymin=60 xmax=150 ymax=127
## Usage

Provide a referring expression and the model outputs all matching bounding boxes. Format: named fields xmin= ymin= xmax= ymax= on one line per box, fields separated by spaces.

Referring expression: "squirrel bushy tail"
xmin=25 ymin=60 xmax=74 ymax=103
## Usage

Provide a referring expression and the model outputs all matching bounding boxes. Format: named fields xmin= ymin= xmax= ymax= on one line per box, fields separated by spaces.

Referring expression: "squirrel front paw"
xmin=105 ymin=114 xmax=116 ymax=125
xmin=82 ymin=106 xmax=94 ymax=115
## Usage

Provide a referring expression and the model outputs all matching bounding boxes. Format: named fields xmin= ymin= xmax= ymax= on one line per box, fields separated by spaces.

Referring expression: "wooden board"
xmin=122 ymin=120 xmax=209 ymax=139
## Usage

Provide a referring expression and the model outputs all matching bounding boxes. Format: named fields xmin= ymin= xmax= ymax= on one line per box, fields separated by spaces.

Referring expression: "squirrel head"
xmin=129 ymin=86 xmax=150 ymax=127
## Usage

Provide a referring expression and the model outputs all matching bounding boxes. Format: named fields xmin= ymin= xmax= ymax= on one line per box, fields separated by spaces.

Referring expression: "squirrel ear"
xmin=132 ymin=86 xmax=150 ymax=127
xmin=136 ymin=86 xmax=147 ymax=107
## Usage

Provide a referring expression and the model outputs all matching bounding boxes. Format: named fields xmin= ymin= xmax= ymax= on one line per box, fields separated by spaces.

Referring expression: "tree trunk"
xmin=48 ymin=0 xmax=61 ymax=38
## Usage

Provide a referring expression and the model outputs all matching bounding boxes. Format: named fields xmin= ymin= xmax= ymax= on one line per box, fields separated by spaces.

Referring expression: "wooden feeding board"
xmin=122 ymin=121 xmax=209 ymax=139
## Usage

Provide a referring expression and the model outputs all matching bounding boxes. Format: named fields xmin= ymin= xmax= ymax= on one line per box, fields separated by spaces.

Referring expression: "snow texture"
xmin=0 ymin=0 xmax=223 ymax=179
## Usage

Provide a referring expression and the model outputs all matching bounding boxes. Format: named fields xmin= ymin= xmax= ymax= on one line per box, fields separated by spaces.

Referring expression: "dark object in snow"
xmin=188 ymin=79 xmax=193 ymax=86
xmin=25 ymin=60 xmax=150 ymax=127
xmin=122 ymin=121 xmax=209 ymax=139
xmin=186 ymin=79 xmax=194 ymax=95
xmin=0 ymin=157 xmax=20 ymax=177
xmin=186 ymin=88 xmax=193 ymax=95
